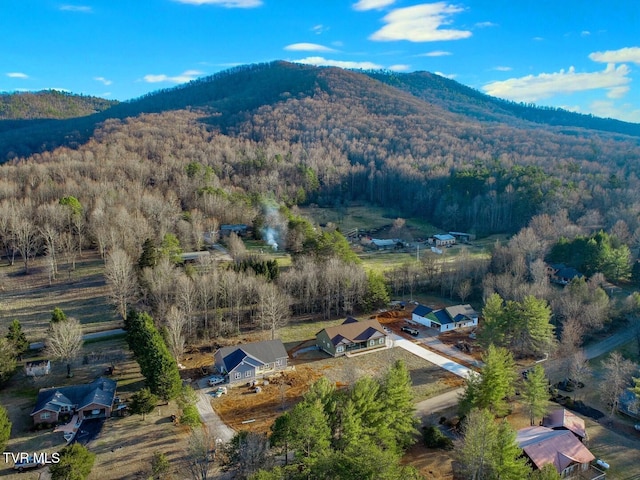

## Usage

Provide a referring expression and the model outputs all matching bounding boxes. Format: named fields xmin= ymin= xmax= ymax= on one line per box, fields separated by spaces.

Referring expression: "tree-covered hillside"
xmin=0 ymin=90 xmax=117 ymax=120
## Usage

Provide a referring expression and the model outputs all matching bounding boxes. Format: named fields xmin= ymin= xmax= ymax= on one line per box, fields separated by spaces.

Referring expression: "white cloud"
xmin=589 ymin=47 xmax=640 ymax=65
xmin=483 ymin=64 xmax=631 ymax=102
xmin=172 ymin=0 xmax=261 ymax=7
xmin=419 ymin=50 xmax=452 ymax=57
xmin=143 ymin=70 xmax=204 ymax=84
xmin=59 ymin=5 xmax=92 ymax=12
xmin=581 ymin=30 xmax=591 ymax=37
xmin=532 ymin=36 xmax=544 ymax=41
xmin=7 ymin=72 xmax=28 ymax=79
xmin=284 ymin=43 xmax=337 ymax=53
xmin=590 ymin=100 xmax=640 ymax=123
xmin=369 ymin=3 xmax=472 ymax=42
xmin=389 ymin=64 xmax=410 ymax=71
xmin=312 ymin=24 xmax=328 ymax=35
xmin=353 ymin=0 xmax=395 ymax=11
xmin=94 ymin=76 xmax=112 ymax=86
xmin=492 ymin=66 xmax=512 ymax=72
xmin=292 ymin=56 xmax=383 ymax=70
xmin=475 ymin=21 xmax=497 ymax=28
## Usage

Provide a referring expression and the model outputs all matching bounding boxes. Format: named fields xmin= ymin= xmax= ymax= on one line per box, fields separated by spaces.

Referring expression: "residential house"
xmin=548 ymin=263 xmax=584 ymax=285
xmin=25 ymin=360 xmax=51 ymax=377
xmin=516 ymin=426 xmax=604 ymax=479
xmin=31 ymin=377 xmax=117 ymax=426
xmin=316 ymin=317 xmax=388 ymax=357
xmin=542 ymin=408 xmax=588 ymax=442
xmin=214 ymin=340 xmax=288 ymax=384
xmin=429 ymin=234 xmax=456 ymax=247
xmin=411 ymin=304 xmax=478 ymax=333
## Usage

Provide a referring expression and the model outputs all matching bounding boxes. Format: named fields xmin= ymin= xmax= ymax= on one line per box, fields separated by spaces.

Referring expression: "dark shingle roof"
xmin=217 ymin=340 xmax=288 ymax=372
xmin=31 ymin=377 xmax=116 ymax=416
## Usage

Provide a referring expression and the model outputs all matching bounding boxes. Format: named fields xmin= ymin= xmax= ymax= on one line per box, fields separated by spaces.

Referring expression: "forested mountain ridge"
xmin=0 ymin=90 xmax=117 ymax=120
xmin=1 ymin=61 xmax=639 ymax=162
xmin=364 ymin=70 xmax=640 ymax=137
xmin=1 ymin=61 xmax=640 ymax=235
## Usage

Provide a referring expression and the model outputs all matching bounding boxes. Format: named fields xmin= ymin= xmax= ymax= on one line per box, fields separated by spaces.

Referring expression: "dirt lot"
xmin=211 ymin=345 xmax=462 ymax=435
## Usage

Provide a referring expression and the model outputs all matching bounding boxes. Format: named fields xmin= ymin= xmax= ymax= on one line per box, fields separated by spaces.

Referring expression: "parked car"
xmin=208 ymin=375 xmax=225 ymax=386
xmin=401 ymin=326 xmax=419 ymax=336
xmin=211 ymin=386 xmax=227 ymax=398
xmin=13 ymin=457 xmax=43 ymax=472
xmin=596 ymin=459 xmax=610 ymax=470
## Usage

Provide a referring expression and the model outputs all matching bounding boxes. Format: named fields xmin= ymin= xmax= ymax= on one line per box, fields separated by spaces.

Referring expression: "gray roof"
xmin=31 ymin=377 xmax=117 ymax=416
xmin=217 ymin=340 xmax=288 ymax=372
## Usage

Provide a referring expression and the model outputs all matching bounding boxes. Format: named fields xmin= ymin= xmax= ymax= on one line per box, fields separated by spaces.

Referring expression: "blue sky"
xmin=2 ymin=0 xmax=639 ymax=122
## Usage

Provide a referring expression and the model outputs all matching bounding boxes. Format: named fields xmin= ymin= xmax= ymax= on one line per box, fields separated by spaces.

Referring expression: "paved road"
xmin=414 ymin=387 xmax=465 ymax=421
xmin=583 ymin=329 xmax=633 ymax=360
xmin=29 ymin=328 xmax=126 ymax=351
xmin=194 ymin=378 xmax=235 ymax=443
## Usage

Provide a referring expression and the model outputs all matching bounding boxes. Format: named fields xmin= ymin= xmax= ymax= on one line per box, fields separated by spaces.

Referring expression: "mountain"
xmin=364 ymin=70 xmax=640 ymax=137
xmin=0 ymin=61 xmax=638 ymax=162
xmin=0 ymin=90 xmax=117 ymax=121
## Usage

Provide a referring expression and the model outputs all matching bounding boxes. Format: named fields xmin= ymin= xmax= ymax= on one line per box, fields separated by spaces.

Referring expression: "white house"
xmin=411 ymin=304 xmax=478 ymax=333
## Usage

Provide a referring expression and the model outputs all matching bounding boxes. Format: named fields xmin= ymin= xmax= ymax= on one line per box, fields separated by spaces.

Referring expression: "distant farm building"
xmin=429 ymin=234 xmax=456 ymax=247
xmin=180 ymin=251 xmax=211 ymax=263
xmin=219 ymin=224 xmax=248 ymax=237
xmin=411 ymin=304 xmax=478 ymax=333
xmin=448 ymin=231 xmax=476 ymax=243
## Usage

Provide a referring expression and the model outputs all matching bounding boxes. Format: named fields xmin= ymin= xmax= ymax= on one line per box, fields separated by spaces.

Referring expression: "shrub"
xmin=422 ymin=424 xmax=454 ymax=450
xmin=180 ymin=405 xmax=202 ymax=428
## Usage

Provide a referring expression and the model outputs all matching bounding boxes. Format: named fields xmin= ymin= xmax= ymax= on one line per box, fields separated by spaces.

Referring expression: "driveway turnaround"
xmin=393 ymin=337 xmax=475 ymax=379
xmin=194 ymin=379 xmax=235 ymax=443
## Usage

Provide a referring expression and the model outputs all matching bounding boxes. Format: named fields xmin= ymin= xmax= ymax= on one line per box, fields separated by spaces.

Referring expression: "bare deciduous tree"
xmin=165 ymin=306 xmax=187 ymax=361
xmin=47 ymin=317 xmax=83 ymax=375
xmin=257 ymin=283 xmax=291 ymax=340
xmin=185 ymin=428 xmax=217 ymax=480
xmin=105 ymin=247 xmax=138 ymax=321
xmin=599 ymin=351 xmax=636 ymax=416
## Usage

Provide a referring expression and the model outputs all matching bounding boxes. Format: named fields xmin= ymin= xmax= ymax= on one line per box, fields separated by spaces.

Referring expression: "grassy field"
xmin=1 ymin=251 xmax=119 ymax=340
xmin=299 ymin=204 xmax=439 ymax=238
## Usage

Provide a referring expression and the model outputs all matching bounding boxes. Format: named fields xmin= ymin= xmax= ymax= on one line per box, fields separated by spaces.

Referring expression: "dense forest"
xmin=1 ymin=61 xmax=640 ymax=236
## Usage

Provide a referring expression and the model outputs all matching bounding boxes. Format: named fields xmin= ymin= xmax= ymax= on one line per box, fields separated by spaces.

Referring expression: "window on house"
xmin=245 ymin=370 xmax=252 ymax=378
xmin=40 ymin=412 xmax=51 ymax=419
xmin=276 ymin=359 xmax=282 ymax=366
xmin=369 ymin=340 xmax=375 ymax=346
xmin=378 ymin=337 xmax=384 ymax=344
xmin=234 ymin=372 xmax=241 ymax=380
xmin=336 ymin=346 xmax=344 ymax=353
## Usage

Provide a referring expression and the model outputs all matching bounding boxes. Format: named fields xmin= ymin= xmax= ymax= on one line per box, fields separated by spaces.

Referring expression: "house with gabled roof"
xmin=316 ymin=317 xmax=388 ymax=357
xmin=411 ymin=304 xmax=478 ymax=333
xmin=542 ymin=408 xmax=587 ymax=442
xmin=213 ymin=340 xmax=288 ymax=384
xmin=516 ymin=426 xmax=604 ymax=479
xmin=31 ymin=377 xmax=116 ymax=426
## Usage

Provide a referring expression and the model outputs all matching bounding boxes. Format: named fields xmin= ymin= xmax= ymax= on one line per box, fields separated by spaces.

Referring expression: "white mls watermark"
xmin=3 ymin=451 xmax=61 ymax=464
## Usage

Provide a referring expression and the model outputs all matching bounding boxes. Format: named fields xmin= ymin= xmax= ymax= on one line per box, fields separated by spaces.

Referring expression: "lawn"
xmin=0 ymin=251 xmax=119 ymax=341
